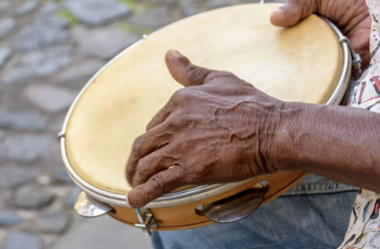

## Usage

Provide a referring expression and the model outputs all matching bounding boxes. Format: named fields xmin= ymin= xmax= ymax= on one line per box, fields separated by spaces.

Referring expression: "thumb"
xmin=165 ymin=49 xmax=214 ymax=87
xmin=270 ymin=0 xmax=317 ymax=27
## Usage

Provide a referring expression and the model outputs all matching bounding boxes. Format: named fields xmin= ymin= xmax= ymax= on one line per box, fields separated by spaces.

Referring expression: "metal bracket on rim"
xmin=134 ymin=208 xmax=157 ymax=236
xmin=340 ymin=36 xmax=362 ymax=77
xmin=74 ymin=191 xmax=114 ymax=218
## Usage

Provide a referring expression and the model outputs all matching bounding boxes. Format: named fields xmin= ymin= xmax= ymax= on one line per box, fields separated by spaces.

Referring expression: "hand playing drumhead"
xmin=270 ymin=0 xmax=371 ymax=68
xmin=126 ymin=1 xmax=372 ymax=208
xmin=126 ymin=50 xmax=283 ymax=208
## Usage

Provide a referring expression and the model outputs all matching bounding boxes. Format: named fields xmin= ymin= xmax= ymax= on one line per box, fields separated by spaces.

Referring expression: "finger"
xmin=127 ymin=166 xmax=185 ymax=208
xmin=270 ymin=0 xmax=317 ymax=27
xmin=126 ymin=124 xmax=171 ymax=184
xmin=131 ymin=144 xmax=180 ymax=187
xmin=146 ymin=102 xmax=172 ymax=131
xmin=165 ymin=49 xmax=218 ymax=87
xmin=349 ymin=27 xmax=371 ymax=69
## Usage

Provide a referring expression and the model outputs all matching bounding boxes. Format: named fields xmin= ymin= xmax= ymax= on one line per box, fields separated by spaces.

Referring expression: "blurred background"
xmin=0 ymin=0 xmax=283 ymax=248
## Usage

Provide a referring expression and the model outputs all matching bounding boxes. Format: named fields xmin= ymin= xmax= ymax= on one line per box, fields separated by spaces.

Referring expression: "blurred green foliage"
xmin=119 ymin=23 xmax=133 ymax=33
xmin=119 ymin=0 xmax=150 ymax=12
xmin=56 ymin=9 xmax=78 ymax=26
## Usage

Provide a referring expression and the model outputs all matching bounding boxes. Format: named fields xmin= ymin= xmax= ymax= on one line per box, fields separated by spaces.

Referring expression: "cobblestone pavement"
xmin=0 ymin=0 xmax=282 ymax=248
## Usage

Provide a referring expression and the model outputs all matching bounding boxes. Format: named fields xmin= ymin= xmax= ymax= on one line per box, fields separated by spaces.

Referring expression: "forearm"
xmin=273 ymin=103 xmax=380 ymax=192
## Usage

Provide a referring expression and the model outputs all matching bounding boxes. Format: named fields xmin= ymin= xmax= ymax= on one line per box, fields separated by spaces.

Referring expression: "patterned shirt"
xmin=338 ymin=1 xmax=380 ymax=248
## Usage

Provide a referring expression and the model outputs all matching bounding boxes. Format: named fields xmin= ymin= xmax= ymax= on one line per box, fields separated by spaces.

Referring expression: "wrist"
xmin=266 ymin=102 xmax=314 ymax=172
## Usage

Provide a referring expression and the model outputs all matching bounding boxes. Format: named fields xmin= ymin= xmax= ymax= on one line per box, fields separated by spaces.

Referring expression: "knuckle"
xmin=157 ymin=106 xmax=168 ymax=118
xmin=171 ymin=116 xmax=186 ymax=128
xmin=147 ymin=105 xmax=171 ymax=131
xmin=187 ymin=65 xmax=203 ymax=82
xmin=181 ymin=114 xmax=192 ymax=124
xmin=136 ymin=154 xmax=162 ymax=181
xmin=136 ymin=158 xmax=150 ymax=179
xmin=147 ymin=115 xmax=160 ymax=131
xmin=172 ymin=88 xmax=191 ymax=102
xmin=146 ymin=121 xmax=154 ymax=131
xmin=151 ymin=174 xmax=166 ymax=193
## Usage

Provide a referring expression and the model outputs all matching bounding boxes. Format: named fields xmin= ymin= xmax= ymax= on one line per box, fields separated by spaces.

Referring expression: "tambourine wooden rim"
xmin=59 ymin=5 xmax=353 ymax=211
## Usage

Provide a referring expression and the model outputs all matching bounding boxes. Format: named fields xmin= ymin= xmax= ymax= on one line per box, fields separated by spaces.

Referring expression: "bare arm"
xmin=275 ymin=103 xmax=380 ymax=192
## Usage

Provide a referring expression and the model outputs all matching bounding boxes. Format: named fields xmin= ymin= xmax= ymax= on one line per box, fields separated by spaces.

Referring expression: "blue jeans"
xmin=151 ymin=175 xmax=358 ymax=249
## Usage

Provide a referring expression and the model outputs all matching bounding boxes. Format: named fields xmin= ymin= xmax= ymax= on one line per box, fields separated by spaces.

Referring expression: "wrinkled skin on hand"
xmin=270 ymin=0 xmax=371 ymax=68
xmin=126 ymin=0 xmax=372 ymax=208
xmin=126 ymin=50 xmax=282 ymax=208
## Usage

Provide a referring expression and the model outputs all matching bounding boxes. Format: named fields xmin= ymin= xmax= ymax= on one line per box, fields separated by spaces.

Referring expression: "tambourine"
xmin=59 ymin=3 xmax=361 ymax=235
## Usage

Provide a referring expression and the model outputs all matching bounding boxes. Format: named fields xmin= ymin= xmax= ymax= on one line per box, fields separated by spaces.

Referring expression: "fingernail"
xmin=271 ymin=8 xmax=282 ymax=18
xmin=169 ymin=49 xmax=181 ymax=58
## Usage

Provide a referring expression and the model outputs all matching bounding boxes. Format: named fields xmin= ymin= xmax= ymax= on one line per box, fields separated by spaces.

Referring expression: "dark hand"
xmin=270 ymin=0 xmax=371 ymax=68
xmin=126 ymin=50 xmax=282 ymax=208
